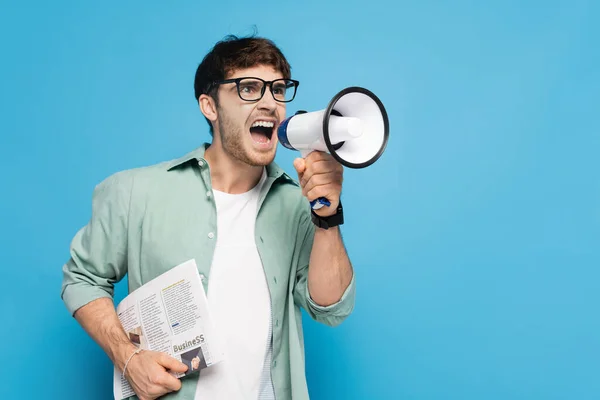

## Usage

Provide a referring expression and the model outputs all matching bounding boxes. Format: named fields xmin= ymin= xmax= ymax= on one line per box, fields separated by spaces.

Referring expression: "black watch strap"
xmin=311 ymin=201 xmax=344 ymax=229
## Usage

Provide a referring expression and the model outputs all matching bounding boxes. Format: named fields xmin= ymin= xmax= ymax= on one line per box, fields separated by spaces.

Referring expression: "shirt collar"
xmin=166 ymin=142 xmax=298 ymax=185
xmin=165 ymin=143 xmax=208 ymax=171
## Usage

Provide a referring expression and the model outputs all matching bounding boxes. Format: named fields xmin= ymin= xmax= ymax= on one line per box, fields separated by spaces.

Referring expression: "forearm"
xmin=307 ymin=226 xmax=353 ymax=306
xmin=74 ymin=297 xmax=137 ymax=371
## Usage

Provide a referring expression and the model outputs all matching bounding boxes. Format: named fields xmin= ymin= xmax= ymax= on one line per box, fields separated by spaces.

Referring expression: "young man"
xmin=61 ymin=35 xmax=356 ymax=400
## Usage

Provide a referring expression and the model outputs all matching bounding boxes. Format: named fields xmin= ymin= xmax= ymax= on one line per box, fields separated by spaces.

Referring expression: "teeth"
xmin=251 ymin=121 xmax=274 ymax=128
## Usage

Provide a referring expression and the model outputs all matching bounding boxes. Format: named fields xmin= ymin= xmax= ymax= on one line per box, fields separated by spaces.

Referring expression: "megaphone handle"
xmin=299 ymin=149 xmax=331 ymax=210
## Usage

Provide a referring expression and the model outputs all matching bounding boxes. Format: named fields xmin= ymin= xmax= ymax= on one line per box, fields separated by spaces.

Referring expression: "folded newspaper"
xmin=113 ymin=259 xmax=224 ymax=400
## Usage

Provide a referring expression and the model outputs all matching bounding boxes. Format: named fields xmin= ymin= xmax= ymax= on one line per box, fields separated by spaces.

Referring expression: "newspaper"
xmin=112 ymin=259 xmax=224 ymax=400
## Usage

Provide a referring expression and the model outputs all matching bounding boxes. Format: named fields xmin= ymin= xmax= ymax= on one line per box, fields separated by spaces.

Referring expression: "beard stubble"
xmin=217 ymin=106 xmax=277 ymax=167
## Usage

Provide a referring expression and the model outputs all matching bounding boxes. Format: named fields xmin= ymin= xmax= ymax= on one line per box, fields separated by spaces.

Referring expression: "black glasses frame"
xmin=210 ymin=77 xmax=300 ymax=103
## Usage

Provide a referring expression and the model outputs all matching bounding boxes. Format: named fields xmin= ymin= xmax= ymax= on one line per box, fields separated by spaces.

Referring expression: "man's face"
xmin=214 ymin=64 xmax=287 ymax=167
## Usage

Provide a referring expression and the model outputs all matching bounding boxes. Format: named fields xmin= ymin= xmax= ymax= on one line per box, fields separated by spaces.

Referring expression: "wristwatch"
xmin=311 ymin=200 xmax=344 ymax=229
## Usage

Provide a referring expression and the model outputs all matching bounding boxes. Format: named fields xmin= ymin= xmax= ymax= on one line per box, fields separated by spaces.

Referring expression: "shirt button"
xmin=208 ymin=232 xmax=215 ymax=239
xmin=199 ymin=273 xmax=206 ymax=281
xmin=273 ymin=360 xmax=277 ymax=367
xmin=206 ymin=191 xmax=212 ymax=198
xmin=198 ymin=160 xmax=205 ymax=167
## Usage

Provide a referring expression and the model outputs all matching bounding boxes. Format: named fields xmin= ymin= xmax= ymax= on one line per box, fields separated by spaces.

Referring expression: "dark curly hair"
xmin=193 ymin=34 xmax=292 ymax=135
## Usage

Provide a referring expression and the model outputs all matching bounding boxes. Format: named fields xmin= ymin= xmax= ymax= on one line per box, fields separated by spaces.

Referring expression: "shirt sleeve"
xmin=292 ymin=204 xmax=356 ymax=327
xmin=60 ymin=170 xmax=132 ymax=316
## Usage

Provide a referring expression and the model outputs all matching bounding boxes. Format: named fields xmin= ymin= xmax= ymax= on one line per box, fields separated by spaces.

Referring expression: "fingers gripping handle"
xmin=300 ymin=149 xmax=331 ymax=210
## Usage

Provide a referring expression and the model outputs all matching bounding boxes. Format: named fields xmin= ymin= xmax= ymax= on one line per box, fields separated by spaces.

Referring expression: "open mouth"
xmin=250 ymin=120 xmax=275 ymax=145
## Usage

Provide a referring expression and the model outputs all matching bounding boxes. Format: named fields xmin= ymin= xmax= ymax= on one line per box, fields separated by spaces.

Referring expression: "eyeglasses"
xmin=210 ymin=77 xmax=299 ymax=103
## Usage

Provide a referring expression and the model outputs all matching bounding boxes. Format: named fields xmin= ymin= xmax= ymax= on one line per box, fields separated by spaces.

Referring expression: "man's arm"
xmin=74 ymin=297 xmax=137 ymax=372
xmin=61 ymin=171 xmax=187 ymax=400
xmin=307 ymin=226 xmax=353 ymax=306
xmin=292 ymin=152 xmax=356 ymax=325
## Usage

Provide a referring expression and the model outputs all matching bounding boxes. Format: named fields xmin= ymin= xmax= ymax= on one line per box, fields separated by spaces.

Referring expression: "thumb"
xmin=293 ymin=158 xmax=306 ymax=175
xmin=159 ymin=354 xmax=189 ymax=373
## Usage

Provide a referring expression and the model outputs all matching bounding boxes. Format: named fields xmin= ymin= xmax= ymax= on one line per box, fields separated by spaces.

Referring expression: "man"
xmin=61 ymin=34 xmax=356 ymax=400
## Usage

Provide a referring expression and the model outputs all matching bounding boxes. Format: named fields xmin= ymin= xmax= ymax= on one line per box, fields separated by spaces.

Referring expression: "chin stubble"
xmin=217 ymin=110 xmax=275 ymax=167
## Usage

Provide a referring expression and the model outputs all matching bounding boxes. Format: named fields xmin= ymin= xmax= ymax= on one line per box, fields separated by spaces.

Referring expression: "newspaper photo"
xmin=112 ymin=259 xmax=224 ymax=400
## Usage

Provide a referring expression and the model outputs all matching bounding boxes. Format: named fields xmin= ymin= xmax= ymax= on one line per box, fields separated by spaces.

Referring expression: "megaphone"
xmin=278 ymin=86 xmax=389 ymax=210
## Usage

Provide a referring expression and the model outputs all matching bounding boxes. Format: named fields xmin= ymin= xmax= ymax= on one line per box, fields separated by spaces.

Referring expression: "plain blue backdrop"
xmin=1 ymin=1 xmax=598 ymax=399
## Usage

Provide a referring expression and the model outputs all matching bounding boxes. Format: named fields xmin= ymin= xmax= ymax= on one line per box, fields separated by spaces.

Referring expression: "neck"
xmin=204 ymin=141 xmax=264 ymax=194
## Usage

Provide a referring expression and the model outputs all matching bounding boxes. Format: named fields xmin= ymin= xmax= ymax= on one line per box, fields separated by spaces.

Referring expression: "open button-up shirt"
xmin=61 ymin=143 xmax=356 ymax=400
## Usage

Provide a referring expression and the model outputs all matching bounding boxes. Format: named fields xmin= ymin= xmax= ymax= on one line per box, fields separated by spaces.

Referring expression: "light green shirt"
xmin=60 ymin=143 xmax=356 ymax=400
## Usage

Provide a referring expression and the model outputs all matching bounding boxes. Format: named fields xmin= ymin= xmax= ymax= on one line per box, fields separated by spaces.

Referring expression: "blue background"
xmin=1 ymin=1 xmax=598 ymax=399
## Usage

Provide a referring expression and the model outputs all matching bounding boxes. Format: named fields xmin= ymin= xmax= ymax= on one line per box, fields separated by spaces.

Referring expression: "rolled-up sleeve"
xmin=61 ymin=171 xmax=132 ymax=316
xmin=293 ymin=206 xmax=356 ymax=327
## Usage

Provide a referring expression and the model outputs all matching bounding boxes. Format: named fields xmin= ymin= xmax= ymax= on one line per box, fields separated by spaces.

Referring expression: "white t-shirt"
xmin=194 ymin=169 xmax=275 ymax=400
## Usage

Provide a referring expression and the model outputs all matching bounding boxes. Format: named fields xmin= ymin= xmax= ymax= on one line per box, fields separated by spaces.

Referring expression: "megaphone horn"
xmin=278 ymin=86 xmax=390 ymax=210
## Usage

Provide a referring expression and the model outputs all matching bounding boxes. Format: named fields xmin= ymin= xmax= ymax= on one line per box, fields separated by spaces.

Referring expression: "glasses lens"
xmin=238 ymin=78 xmax=265 ymax=101
xmin=272 ymin=79 xmax=297 ymax=102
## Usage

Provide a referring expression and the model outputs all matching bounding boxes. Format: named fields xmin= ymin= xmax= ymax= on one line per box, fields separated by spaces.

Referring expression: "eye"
xmin=272 ymin=84 xmax=287 ymax=95
xmin=239 ymin=82 xmax=260 ymax=94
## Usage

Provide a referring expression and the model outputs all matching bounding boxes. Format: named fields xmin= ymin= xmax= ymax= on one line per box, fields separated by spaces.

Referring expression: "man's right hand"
xmin=71 ymin=299 xmax=189 ymax=400
xmin=123 ymin=349 xmax=189 ymax=400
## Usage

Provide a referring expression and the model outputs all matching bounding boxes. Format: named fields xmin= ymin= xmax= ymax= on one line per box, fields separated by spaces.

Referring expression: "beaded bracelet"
xmin=122 ymin=348 xmax=142 ymax=379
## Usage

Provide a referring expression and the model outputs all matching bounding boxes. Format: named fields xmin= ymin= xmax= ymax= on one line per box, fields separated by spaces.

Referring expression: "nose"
xmin=257 ymin=83 xmax=278 ymax=111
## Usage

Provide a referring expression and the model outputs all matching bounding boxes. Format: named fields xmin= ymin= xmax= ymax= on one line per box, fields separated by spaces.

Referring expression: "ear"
xmin=199 ymin=94 xmax=218 ymax=124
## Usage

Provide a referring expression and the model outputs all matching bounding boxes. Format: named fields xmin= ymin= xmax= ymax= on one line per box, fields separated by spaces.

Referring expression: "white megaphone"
xmin=278 ymin=86 xmax=389 ymax=210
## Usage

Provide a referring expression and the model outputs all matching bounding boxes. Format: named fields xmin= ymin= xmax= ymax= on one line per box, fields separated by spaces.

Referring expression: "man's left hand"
xmin=293 ymin=151 xmax=343 ymax=218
